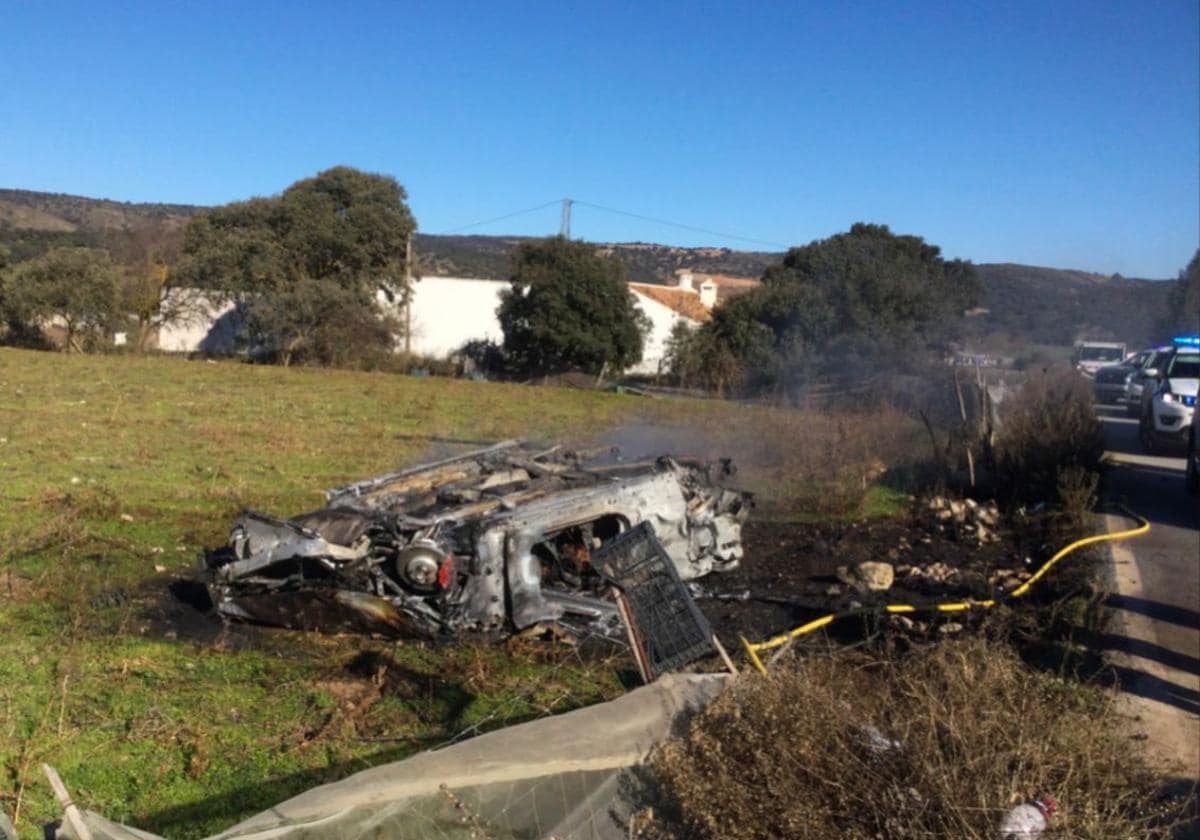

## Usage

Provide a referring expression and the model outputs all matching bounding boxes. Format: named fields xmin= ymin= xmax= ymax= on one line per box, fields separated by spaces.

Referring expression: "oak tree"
xmin=497 ymin=237 xmax=648 ymax=377
xmin=175 ymin=166 xmax=415 ymax=366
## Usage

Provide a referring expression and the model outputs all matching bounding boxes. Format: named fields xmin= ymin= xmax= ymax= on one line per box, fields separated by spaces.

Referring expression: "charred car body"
xmin=204 ymin=441 xmax=751 ymax=639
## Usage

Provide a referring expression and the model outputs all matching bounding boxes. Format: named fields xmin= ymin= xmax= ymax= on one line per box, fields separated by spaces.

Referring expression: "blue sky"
xmin=2 ymin=1 xmax=1197 ymax=277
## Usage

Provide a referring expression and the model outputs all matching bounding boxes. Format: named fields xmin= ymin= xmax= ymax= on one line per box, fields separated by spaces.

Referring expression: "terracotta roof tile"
xmin=629 ymin=284 xmax=712 ymax=322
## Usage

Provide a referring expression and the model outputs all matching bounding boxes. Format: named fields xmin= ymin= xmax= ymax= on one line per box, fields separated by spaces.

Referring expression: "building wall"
xmin=155 ymin=277 xmax=691 ymax=374
xmin=156 ymin=293 xmax=242 ymax=353
xmin=627 ymin=289 xmax=699 ymax=376
xmin=406 ymin=276 xmax=508 ymax=357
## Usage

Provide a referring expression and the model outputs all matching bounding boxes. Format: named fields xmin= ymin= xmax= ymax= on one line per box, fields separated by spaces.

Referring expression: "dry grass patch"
xmin=648 ymin=639 xmax=1191 ymax=839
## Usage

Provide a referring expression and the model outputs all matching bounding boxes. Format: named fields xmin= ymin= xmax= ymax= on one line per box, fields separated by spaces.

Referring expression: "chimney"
xmin=699 ymin=280 xmax=717 ymax=309
xmin=676 ymin=271 xmax=694 ymax=291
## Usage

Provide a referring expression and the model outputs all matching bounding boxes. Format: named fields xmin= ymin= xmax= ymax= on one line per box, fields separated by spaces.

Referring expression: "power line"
xmin=571 ymin=200 xmax=789 ymax=250
xmin=433 ymin=196 xmax=790 ymax=250
xmin=434 ymin=200 xmax=561 ymax=235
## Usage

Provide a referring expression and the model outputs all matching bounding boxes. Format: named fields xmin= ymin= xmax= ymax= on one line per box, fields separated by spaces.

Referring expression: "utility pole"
xmin=559 ymin=198 xmax=573 ymax=239
xmin=404 ymin=232 xmax=412 ymax=355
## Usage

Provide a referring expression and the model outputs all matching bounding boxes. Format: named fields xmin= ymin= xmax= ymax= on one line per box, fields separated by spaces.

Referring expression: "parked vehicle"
xmin=1073 ymin=341 xmax=1126 ymax=378
xmin=1124 ymin=346 xmax=1175 ymax=416
xmin=1138 ymin=339 xmax=1199 ymax=454
xmin=1092 ymin=349 xmax=1151 ymax=404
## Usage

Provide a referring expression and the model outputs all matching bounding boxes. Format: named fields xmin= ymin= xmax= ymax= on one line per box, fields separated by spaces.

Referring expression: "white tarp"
xmin=53 ymin=673 xmax=727 ymax=840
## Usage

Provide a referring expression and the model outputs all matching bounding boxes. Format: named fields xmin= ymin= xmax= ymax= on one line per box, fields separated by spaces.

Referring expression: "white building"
xmin=154 ymin=270 xmax=759 ymax=375
xmin=404 ymin=276 xmax=507 ymax=357
xmin=156 ymin=290 xmax=242 ymax=353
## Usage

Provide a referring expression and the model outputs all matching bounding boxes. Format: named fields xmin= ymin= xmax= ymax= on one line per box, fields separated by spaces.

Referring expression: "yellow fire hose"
xmin=740 ymin=506 xmax=1150 ymax=676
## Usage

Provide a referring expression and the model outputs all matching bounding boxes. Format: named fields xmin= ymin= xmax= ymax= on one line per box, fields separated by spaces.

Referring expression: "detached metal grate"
xmin=594 ymin=521 xmax=715 ymax=681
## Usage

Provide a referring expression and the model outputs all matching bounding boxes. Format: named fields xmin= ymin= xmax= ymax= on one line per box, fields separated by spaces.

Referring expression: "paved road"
xmin=1097 ymin=405 xmax=1199 ymax=779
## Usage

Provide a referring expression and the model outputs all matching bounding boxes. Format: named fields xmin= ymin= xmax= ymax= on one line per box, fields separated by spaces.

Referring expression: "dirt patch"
xmin=700 ymin=504 xmax=1049 ymax=644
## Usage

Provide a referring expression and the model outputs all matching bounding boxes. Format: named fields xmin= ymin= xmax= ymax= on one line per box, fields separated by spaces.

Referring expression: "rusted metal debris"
xmin=204 ymin=440 xmax=752 ymax=641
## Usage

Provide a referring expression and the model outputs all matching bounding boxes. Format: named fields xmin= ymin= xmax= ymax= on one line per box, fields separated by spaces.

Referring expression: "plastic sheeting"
xmin=54 ymin=673 xmax=727 ymax=840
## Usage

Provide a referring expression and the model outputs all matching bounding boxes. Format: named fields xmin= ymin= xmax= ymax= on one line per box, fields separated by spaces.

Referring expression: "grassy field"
xmin=0 ymin=348 xmax=916 ymax=837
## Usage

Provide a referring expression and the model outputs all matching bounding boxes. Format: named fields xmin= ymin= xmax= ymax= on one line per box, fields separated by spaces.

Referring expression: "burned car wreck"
xmin=204 ymin=440 xmax=751 ymax=640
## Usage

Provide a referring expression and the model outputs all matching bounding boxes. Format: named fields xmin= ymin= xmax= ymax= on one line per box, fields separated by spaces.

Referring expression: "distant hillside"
xmin=972 ymin=263 xmax=1173 ymax=348
xmin=0 ymin=188 xmax=197 ymax=262
xmin=414 ymin=233 xmax=777 ymax=283
xmin=1 ymin=187 xmax=1179 ymax=348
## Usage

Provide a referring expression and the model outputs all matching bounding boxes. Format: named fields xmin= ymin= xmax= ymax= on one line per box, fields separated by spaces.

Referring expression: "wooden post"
xmin=711 ymin=634 xmax=740 ymax=675
xmin=403 ymin=233 xmax=413 ymax=356
xmin=954 ymin=368 xmax=976 ymax=488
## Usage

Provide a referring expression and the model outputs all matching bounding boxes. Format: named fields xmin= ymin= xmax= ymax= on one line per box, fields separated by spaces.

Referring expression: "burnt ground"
xmin=141 ymin=500 xmax=1080 ymax=659
xmin=697 ymin=504 xmax=1074 ymax=646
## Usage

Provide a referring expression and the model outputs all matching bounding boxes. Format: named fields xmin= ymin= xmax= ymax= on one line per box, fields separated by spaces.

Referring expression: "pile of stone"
xmin=897 ymin=561 xmax=960 ymax=585
xmin=927 ymin=496 xmax=1001 ymax=544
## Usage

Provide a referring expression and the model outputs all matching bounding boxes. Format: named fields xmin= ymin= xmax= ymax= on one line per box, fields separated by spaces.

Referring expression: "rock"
xmin=938 ymin=622 xmax=964 ymax=635
xmin=120 ymin=513 xmax=134 ymax=523
xmin=936 ymin=508 xmax=954 ymax=521
xmin=887 ymin=548 xmax=900 ymax=561
xmin=922 ymin=562 xmax=958 ymax=584
xmin=825 ymin=584 xmax=843 ymax=597
xmin=949 ymin=500 xmax=966 ymax=520
xmin=890 ymin=615 xmax=915 ymax=631
xmin=964 ymin=498 xmax=979 ymax=510
xmin=853 ymin=561 xmax=895 ymax=592
xmin=929 ymin=496 xmax=947 ymax=510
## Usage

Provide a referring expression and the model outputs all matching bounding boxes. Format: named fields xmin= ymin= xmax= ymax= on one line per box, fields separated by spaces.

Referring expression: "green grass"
xmin=0 ymin=349 xmax=912 ymax=837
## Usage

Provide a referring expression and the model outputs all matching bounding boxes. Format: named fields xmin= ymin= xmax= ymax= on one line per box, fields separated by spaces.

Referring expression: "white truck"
xmin=1072 ymin=340 xmax=1126 ymax=378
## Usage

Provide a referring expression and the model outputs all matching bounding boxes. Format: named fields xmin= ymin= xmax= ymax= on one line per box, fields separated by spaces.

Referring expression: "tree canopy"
xmin=671 ymin=223 xmax=980 ymax=393
xmin=1163 ymin=248 xmax=1200 ymax=336
xmin=175 ymin=166 xmax=415 ymax=365
xmin=2 ymin=246 xmax=121 ymax=351
xmin=497 ymin=237 xmax=649 ymax=377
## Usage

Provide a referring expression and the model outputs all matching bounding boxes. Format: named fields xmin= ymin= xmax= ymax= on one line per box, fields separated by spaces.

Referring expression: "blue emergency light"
xmin=1172 ymin=335 xmax=1200 ymax=348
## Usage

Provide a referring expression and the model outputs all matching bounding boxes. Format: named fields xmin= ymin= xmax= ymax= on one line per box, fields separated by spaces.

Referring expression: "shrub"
xmin=647 ymin=639 xmax=1189 ymax=839
xmin=993 ymin=368 xmax=1105 ymax=507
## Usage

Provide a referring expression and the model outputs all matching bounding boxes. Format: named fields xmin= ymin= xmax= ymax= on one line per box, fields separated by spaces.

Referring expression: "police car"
xmin=1139 ymin=336 xmax=1200 ymax=454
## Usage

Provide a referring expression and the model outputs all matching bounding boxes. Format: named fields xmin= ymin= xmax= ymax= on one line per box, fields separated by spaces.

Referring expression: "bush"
xmin=993 ymin=368 xmax=1105 ymax=507
xmin=647 ymin=639 xmax=1189 ymax=839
